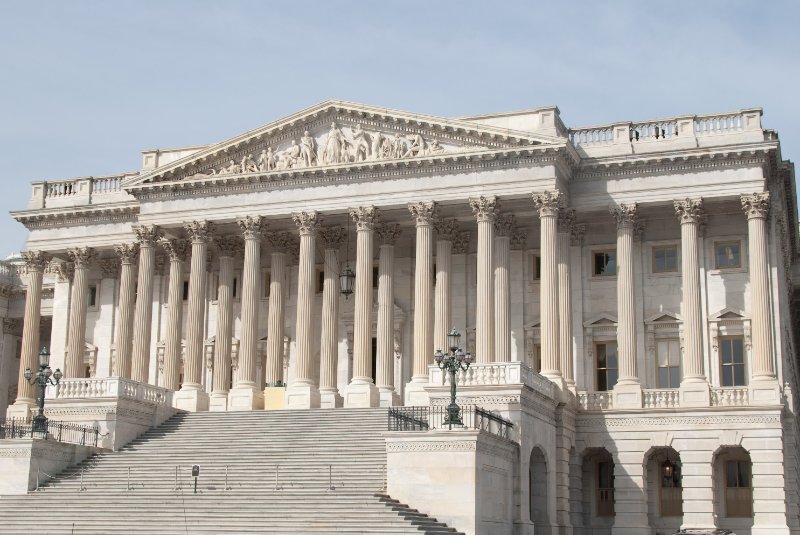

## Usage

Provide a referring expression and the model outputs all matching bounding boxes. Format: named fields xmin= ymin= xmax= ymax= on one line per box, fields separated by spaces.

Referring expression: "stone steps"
xmin=0 ymin=408 xmax=462 ymax=534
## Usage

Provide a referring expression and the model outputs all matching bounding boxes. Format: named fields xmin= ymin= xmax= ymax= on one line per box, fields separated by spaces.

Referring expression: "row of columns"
xmin=9 ymin=191 xmax=778 ymax=415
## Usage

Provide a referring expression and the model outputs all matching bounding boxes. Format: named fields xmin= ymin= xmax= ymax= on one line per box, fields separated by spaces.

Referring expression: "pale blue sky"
xmin=2 ymin=1 xmax=798 ymax=256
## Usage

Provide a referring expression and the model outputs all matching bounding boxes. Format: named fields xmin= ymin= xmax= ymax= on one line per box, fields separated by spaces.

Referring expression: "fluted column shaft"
xmin=66 ymin=248 xmax=94 ymax=378
xmin=162 ymin=241 xmax=187 ymax=390
xmin=131 ymin=226 xmax=162 ymax=384
xmin=470 ymin=197 xmax=497 ymax=363
xmin=675 ymin=199 xmax=706 ymax=382
xmin=612 ymin=204 xmax=639 ymax=385
xmin=15 ymin=252 xmax=49 ymax=404
xmin=434 ymin=239 xmax=452 ymax=352
xmin=533 ymin=192 xmax=561 ymax=378
xmin=319 ymin=247 xmax=340 ymax=391
xmin=213 ymin=254 xmax=234 ymax=394
xmin=237 ymin=217 xmax=264 ymax=388
xmin=558 ymin=212 xmax=575 ymax=386
xmin=265 ymin=250 xmax=286 ymax=385
xmin=353 ymin=211 xmax=375 ymax=381
xmin=293 ymin=212 xmax=319 ymax=385
xmin=742 ymin=193 xmax=776 ymax=380
xmin=376 ymin=242 xmax=395 ymax=389
xmin=113 ymin=245 xmax=138 ymax=378
xmin=410 ymin=203 xmax=436 ymax=377
xmin=494 ymin=214 xmax=513 ymax=363
xmin=182 ymin=222 xmax=213 ymax=389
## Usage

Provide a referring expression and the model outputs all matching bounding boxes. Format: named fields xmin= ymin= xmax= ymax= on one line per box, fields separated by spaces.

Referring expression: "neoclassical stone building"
xmin=1 ymin=101 xmax=799 ymax=534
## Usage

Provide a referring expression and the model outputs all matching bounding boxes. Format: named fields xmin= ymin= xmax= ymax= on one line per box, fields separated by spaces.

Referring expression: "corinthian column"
xmin=318 ymin=226 xmax=346 ymax=408
xmin=558 ymin=209 xmax=575 ymax=389
xmin=287 ymin=211 xmax=321 ymax=409
xmin=8 ymin=251 xmax=51 ymax=418
xmin=742 ymin=193 xmax=777 ymax=383
xmin=376 ymin=223 xmax=402 ymax=406
xmin=346 ymin=206 xmax=379 ymax=408
xmin=228 ymin=216 xmax=266 ymax=410
xmin=112 ymin=244 xmax=138 ymax=379
xmin=494 ymin=214 xmax=514 ymax=363
xmin=173 ymin=221 xmax=214 ymax=412
xmin=65 ymin=247 xmax=95 ymax=378
xmin=470 ymin=196 xmax=498 ymax=363
xmin=159 ymin=239 xmax=189 ymax=391
xmin=434 ymin=219 xmax=458 ymax=353
xmin=610 ymin=203 xmax=642 ymax=407
xmin=532 ymin=191 xmax=562 ymax=383
xmin=405 ymin=202 xmax=436 ymax=406
xmin=264 ymin=232 xmax=291 ymax=391
xmin=131 ymin=225 xmax=163 ymax=384
xmin=209 ymin=235 xmax=241 ymax=411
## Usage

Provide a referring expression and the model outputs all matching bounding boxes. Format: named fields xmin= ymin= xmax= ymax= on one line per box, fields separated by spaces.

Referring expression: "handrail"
xmin=388 ymin=405 xmax=514 ymax=441
xmin=0 ymin=418 xmax=99 ymax=447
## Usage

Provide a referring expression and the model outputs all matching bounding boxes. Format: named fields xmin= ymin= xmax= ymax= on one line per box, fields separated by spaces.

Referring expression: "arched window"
xmin=660 ymin=459 xmax=682 ymax=516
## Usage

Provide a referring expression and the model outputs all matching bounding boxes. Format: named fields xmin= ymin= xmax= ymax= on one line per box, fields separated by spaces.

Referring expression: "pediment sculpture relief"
xmin=190 ymin=122 xmax=450 ymax=179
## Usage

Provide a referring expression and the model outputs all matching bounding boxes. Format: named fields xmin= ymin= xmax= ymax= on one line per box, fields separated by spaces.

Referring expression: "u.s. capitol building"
xmin=0 ymin=100 xmax=797 ymax=534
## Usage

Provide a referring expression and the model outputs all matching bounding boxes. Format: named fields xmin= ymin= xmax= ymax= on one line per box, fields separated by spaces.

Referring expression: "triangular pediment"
xmin=583 ymin=313 xmax=618 ymax=327
xmin=126 ymin=100 xmax=560 ymax=188
xmin=710 ymin=307 xmax=746 ymax=320
xmin=645 ymin=312 xmax=681 ymax=324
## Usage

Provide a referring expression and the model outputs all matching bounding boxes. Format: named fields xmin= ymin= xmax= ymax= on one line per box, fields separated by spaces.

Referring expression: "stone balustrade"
xmin=428 ymin=361 xmax=556 ymax=400
xmin=577 ymin=391 xmax=613 ymax=411
xmin=710 ymin=386 xmax=749 ymax=407
xmin=642 ymin=388 xmax=681 ymax=409
xmin=27 ymin=174 xmax=135 ymax=210
xmin=578 ymin=386 xmax=754 ymax=411
xmin=49 ymin=377 xmax=173 ymax=406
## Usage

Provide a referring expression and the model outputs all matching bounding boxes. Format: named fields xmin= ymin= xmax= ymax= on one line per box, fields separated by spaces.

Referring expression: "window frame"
xmin=595 ymin=340 xmax=619 ymax=391
xmin=714 ymin=240 xmax=742 ymax=270
xmin=651 ymin=244 xmax=679 ymax=274
xmin=596 ymin=460 xmax=615 ymax=517
xmin=592 ymin=249 xmax=617 ymax=278
xmin=87 ymin=283 xmax=99 ymax=310
xmin=719 ymin=335 xmax=747 ymax=387
xmin=724 ymin=459 xmax=753 ymax=518
xmin=655 ymin=338 xmax=681 ymax=389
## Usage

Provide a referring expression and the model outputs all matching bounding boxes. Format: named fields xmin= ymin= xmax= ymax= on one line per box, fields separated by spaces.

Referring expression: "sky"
xmin=1 ymin=0 xmax=798 ymax=257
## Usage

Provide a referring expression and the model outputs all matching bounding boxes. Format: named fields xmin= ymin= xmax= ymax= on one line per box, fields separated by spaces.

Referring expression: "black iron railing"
xmin=0 ymin=418 xmax=99 ymax=447
xmin=388 ymin=406 xmax=514 ymax=441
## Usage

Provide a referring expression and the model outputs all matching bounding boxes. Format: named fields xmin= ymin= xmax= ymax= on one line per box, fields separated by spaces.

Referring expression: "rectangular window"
xmin=533 ymin=344 xmax=541 ymax=373
xmin=593 ymin=250 xmax=616 ymax=276
xmin=182 ymin=280 xmax=189 ymax=301
xmin=262 ymin=271 xmax=271 ymax=299
xmin=656 ymin=339 xmax=681 ymax=388
xmin=232 ymin=277 xmax=238 ymax=299
xmin=534 ymin=255 xmax=541 ymax=280
xmin=596 ymin=461 xmax=615 ymax=517
xmin=316 ymin=268 xmax=325 ymax=294
xmin=652 ymin=245 xmax=678 ymax=273
xmin=596 ymin=341 xmax=618 ymax=391
xmin=373 ymin=265 xmax=379 ymax=289
xmin=725 ymin=460 xmax=753 ymax=517
xmin=720 ymin=336 xmax=746 ymax=386
xmin=715 ymin=241 xmax=741 ymax=269
xmin=87 ymin=284 xmax=98 ymax=307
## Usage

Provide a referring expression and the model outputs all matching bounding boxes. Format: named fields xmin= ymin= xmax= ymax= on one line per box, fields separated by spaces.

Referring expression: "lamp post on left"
xmin=24 ymin=346 xmax=62 ymax=433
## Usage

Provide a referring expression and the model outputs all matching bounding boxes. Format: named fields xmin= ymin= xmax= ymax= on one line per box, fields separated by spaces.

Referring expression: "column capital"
xmin=469 ymin=196 xmax=499 ymax=222
xmin=494 ymin=213 xmax=516 ymax=237
xmin=67 ymin=247 xmax=96 ymax=268
xmin=741 ymin=192 xmax=770 ymax=220
xmin=350 ymin=206 xmax=378 ymax=231
xmin=408 ymin=201 xmax=437 ymax=226
xmin=453 ymin=232 xmax=471 ymax=254
xmin=20 ymin=250 xmax=52 ymax=273
xmin=133 ymin=225 xmax=164 ymax=247
xmin=433 ymin=218 xmax=460 ymax=241
xmin=160 ymin=238 xmax=191 ymax=261
xmin=114 ymin=243 xmax=139 ymax=265
xmin=292 ymin=211 xmax=321 ymax=235
xmin=214 ymin=235 xmax=244 ymax=258
xmin=674 ymin=198 xmax=705 ymax=224
xmin=610 ymin=202 xmax=639 ymax=228
xmin=570 ymin=223 xmax=586 ymax=246
xmin=319 ymin=226 xmax=346 ymax=249
xmin=99 ymin=258 xmax=120 ymax=279
xmin=532 ymin=190 xmax=563 ymax=218
xmin=237 ymin=215 xmax=267 ymax=240
xmin=266 ymin=231 xmax=295 ymax=251
xmin=51 ymin=260 xmax=74 ymax=282
xmin=557 ymin=208 xmax=575 ymax=233
xmin=376 ymin=223 xmax=402 ymax=245
xmin=510 ymin=227 xmax=528 ymax=250
xmin=184 ymin=220 xmax=216 ymax=243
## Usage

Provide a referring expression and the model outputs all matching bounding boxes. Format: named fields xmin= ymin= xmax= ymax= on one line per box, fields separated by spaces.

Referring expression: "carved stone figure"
xmin=380 ymin=136 xmax=392 ymax=159
xmin=390 ymin=133 xmax=405 ymax=159
xmin=351 ymin=124 xmax=370 ymax=162
xmin=223 ymin=159 xmax=239 ymax=174
xmin=370 ymin=131 xmax=383 ymax=160
xmin=286 ymin=140 xmax=301 ymax=167
xmin=257 ymin=149 xmax=273 ymax=172
xmin=403 ymin=133 xmax=425 ymax=158
xmin=428 ymin=139 xmax=445 ymax=155
xmin=300 ymin=131 xmax=317 ymax=167
xmin=322 ymin=122 xmax=346 ymax=165
xmin=241 ymin=154 xmax=257 ymax=173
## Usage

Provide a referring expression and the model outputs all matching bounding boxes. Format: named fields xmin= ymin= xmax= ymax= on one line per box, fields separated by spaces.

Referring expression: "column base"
xmin=173 ymin=388 xmax=210 ymax=412
xmin=378 ymin=387 xmax=401 ymax=407
xmin=680 ymin=380 xmax=710 ymax=407
xmin=264 ymin=386 xmax=287 ymax=410
xmin=286 ymin=382 xmax=320 ymax=410
xmin=749 ymin=379 xmax=782 ymax=405
xmin=5 ymin=400 xmax=35 ymax=420
xmin=319 ymin=388 xmax=343 ymax=409
xmin=613 ymin=381 xmax=642 ymax=408
xmin=208 ymin=392 xmax=229 ymax=412
xmin=345 ymin=379 xmax=379 ymax=408
xmin=404 ymin=377 xmax=430 ymax=406
xmin=227 ymin=385 xmax=264 ymax=411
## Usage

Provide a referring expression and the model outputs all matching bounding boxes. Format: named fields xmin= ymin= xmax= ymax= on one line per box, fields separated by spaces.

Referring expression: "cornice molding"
xmin=12 ymin=202 xmax=139 ymax=230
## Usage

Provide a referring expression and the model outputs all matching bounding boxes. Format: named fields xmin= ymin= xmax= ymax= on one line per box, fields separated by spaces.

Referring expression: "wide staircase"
xmin=0 ymin=408 xmax=462 ymax=534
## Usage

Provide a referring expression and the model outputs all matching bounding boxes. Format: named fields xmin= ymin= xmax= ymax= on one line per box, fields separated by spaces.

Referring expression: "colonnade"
xmin=8 ymin=191 xmax=778 ymax=414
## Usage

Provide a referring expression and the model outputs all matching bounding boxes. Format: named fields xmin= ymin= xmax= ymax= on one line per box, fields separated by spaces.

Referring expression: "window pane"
xmin=598 ymin=371 xmax=608 ymax=391
xmin=738 ymin=462 xmax=750 ymax=487
xmin=664 ymin=247 xmax=676 ymax=270
xmin=657 ymin=341 xmax=669 ymax=366
xmin=734 ymin=365 xmax=746 ymax=386
xmin=594 ymin=254 xmax=604 ymax=275
xmin=606 ymin=253 xmax=616 ymax=275
xmin=668 ymin=340 xmax=680 ymax=365
xmin=670 ymin=368 xmax=680 ymax=388
xmin=720 ymin=339 xmax=732 ymax=365
xmin=722 ymin=366 xmax=733 ymax=387
xmin=607 ymin=344 xmax=618 ymax=369
xmin=726 ymin=461 xmax=737 ymax=487
xmin=597 ymin=345 xmax=607 ymax=368
xmin=607 ymin=370 xmax=618 ymax=390
xmin=657 ymin=368 xmax=669 ymax=388
xmin=732 ymin=338 xmax=744 ymax=364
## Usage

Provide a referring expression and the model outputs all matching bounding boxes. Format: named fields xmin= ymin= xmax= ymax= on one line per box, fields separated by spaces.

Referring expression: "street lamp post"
xmin=23 ymin=346 xmax=62 ymax=433
xmin=433 ymin=328 xmax=474 ymax=428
